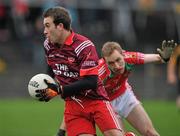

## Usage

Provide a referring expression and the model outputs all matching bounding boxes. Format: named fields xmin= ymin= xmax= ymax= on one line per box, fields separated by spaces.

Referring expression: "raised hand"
xmin=157 ymin=40 xmax=177 ymax=62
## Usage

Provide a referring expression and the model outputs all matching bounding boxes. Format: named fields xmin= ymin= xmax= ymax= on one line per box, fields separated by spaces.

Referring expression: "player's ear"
xmin=122 ymin=50 xmax=125 ymax=56
xmin=121 ymin=52 xmax=125 ymax=57
xmin=57 ymin=23 xmax=64 ymax=30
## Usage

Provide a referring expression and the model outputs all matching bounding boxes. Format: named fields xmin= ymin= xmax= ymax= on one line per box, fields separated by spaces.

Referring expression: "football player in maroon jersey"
xmin=98 ymin=40 xmax=176 ymax=136
xmin=35 ymin=6 xmax=123 ymax=136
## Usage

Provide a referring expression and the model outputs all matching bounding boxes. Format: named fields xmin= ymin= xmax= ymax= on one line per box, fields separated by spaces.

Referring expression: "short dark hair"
xmin=43 ymin=6 xmax=71 ymax=30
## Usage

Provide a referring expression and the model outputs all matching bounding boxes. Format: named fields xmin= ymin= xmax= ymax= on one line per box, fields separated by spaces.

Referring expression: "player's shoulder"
xmin=73 ymin=33 xmax=95 ymax=47
xmin=98 ymin=58 xmax=110 ymax=80
xmin=74 ymin=33 xmax=88 ymax=41
xmin=98 ymin=58 xmax=106 ymax=65
xmin=98 ymin=58 xmax=107 ymax=75
xmin=71 ymin=33 xmax=95 ymax=57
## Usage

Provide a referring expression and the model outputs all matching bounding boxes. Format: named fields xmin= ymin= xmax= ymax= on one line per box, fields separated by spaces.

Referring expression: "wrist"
xmin=59 ymin=85 xmax=66 ymax=99
xmin=162 ymin=58 xmax=170 ymax=62
xmin=59 ymin=85 xmax=63 ymax=94
xmin=158 ymin=53 xmax=169 ymax=63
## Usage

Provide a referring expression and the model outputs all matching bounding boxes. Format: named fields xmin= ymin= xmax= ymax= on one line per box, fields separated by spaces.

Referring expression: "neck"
xmin=58 ymin=30 xmax=71 ymax=45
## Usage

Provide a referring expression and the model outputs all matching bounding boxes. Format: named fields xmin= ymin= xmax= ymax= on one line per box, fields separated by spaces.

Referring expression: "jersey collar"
xmin=64 ymin=31 xmax=75 ymax=46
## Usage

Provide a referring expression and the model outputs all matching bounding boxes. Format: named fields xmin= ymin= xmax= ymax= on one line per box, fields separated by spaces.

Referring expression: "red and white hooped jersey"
xmin=98 ymin=51 xmax=144 ymax=100
xmin=44 ymin=31 xmax=108 ymax=100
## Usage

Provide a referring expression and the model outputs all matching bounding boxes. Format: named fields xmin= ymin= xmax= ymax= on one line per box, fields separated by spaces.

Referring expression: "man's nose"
xmin=44 ymin=29 xmax=47 ymax=35
xmin=114 ymin=62 xmax=119 ymax=68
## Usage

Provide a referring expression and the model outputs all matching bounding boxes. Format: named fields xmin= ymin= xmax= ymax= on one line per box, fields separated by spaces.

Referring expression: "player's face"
xmin=104 ymin=50 xmax=125 ymax=74
xmin=43 ymin=17 xmax=61 ymax=44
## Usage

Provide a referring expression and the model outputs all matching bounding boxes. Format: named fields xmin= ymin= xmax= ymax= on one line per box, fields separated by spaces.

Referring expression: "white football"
xmin=28 ymin=73 xmax=56 ymax=99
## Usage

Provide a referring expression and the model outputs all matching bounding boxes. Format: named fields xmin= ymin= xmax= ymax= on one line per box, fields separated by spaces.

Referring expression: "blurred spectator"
xmin=134 ymin=0 xmax=156 ymax=31
xmin=11 ymin=0 xmax=29 ymax=39
xmin=11 ymin=0 xmax=34 ymax=62
xmin=0 ymin=1 xmax=10 ymax=42
xmin=41 ymin=0 xmax=59 ymax=12
xmin=172 ymin=1 xmax=180 ymax=42
xmin=0 ymin=57 xmax=6 ymax=73
xmin=31 ymin=16 xmax=45 ymax=67
xmin=138 ymin=0 xmax=156 ymax=11
xmin=167 ymin=45 xmax=180 ymax=110
xmin=113 ymin=0 xmax=137 ymax=47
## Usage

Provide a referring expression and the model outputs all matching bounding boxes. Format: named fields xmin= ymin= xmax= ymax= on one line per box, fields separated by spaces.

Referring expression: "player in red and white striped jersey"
xmin=99 ymin=41 xmax=176 ymax=136
xmin=36 ymin=6 xmax=123 ymax=136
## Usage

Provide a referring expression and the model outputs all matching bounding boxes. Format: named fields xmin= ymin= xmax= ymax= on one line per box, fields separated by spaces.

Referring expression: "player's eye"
xmin=108 ymin=61 xmax=115 ymax=66
xmin=44 ymin=23 xmax=50 ymax=28
xmin=116 ymin=58 xmax=123 ymax=63
xmin=116 ymin=58 xmax=120 ymax=62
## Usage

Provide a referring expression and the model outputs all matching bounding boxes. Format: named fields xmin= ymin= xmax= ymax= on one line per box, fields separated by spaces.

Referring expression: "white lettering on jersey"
xmin=55 ymin=64 xmax=69 ymax=71
xmin=53 ymin=70 xmax=79 ymax=78
xmin=53 ymin=63 xmax=79 ymax=78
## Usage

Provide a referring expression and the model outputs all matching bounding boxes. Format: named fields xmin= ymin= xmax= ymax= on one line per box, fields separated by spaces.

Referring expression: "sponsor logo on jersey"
xmin=48 ymin=54 xmax=64 ymax=58
xmin=54 ymin=63 xmax=79 ymax=78
xmin=68 ymin=57 xmax=75 ymax=63
xmin=82 ymin=61 xmax=96 ymax=67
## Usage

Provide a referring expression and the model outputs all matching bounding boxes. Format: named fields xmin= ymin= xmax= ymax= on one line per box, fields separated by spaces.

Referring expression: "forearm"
xmin=167 ymin=58 xmax=177 ymax=84
xmin=144 ymin=54 xmax=163 ymax=64
xmin=61 ymin=75 xmax=98 ymax=98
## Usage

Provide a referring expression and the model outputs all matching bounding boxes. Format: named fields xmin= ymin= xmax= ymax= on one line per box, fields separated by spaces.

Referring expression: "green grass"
xmin=0 ymin=98 xmax=180 ymax=136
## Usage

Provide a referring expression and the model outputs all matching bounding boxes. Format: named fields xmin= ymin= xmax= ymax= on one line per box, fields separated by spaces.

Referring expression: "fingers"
xmin=35 ymin=89 xmax=49 ymax=101
xmin=175 ymin=43 xmax=178 ymax=48
xmin=35 ymin=89 xmax=46 ymax=96
xmin=44 ymin=79 xmax=51 ymax=85
xmin=162 ymin=40 xmax=166 ymax=49
xmin=157 ymin=48 xmax=162 ymax=55
xmin=170 ymin=40 xmax=178 ymax=48
xmin=35 ymin=88 xmax=57 ymax=102
xmin=162 ymin=40 xmax=178 ymax=48
xmin=163 ymin=40 xmax=171 ymax=48
xmin=168 ymin=40 xmax=174 ymax=48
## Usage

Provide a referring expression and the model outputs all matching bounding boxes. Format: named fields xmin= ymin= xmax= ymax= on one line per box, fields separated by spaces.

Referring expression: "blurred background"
xmin=0 ymin=0 xmax=180 ymax=100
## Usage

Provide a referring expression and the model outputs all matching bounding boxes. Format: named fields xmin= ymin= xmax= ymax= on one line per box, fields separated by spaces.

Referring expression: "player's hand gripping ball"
xmin=28 ymin=73 xmax=57 ymax=100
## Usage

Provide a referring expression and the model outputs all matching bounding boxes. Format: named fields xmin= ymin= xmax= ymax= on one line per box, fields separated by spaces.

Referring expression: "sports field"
xmin=0 ymin=98 xmax=180 ymax=136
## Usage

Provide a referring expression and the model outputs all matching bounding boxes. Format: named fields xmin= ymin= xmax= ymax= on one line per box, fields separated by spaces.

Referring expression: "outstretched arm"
xmin=144 ymin=54 xmax=162 ymax=64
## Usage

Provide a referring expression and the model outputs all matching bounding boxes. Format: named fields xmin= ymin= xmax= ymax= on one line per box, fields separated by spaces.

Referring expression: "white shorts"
xmin=111 ymin=89 xmax=140 ymax=118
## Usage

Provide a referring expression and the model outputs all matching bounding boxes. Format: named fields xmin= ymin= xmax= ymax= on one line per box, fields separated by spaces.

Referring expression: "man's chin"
xmin=114 ymin=70 xmax=121 ymax=74
xmin=114 ymin=69 xmax=123 ymax=74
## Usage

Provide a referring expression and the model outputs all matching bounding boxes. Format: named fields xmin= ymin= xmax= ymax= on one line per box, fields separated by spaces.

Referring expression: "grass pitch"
xmin=0 ymin=98 xmax=180 ymax=136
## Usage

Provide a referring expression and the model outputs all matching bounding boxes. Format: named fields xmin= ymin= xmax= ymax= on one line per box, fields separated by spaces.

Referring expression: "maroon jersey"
xmin=44 ymin=31 xmax=108 ymax=100
xmin=98 ymin=51 xmax=144 ymax=100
